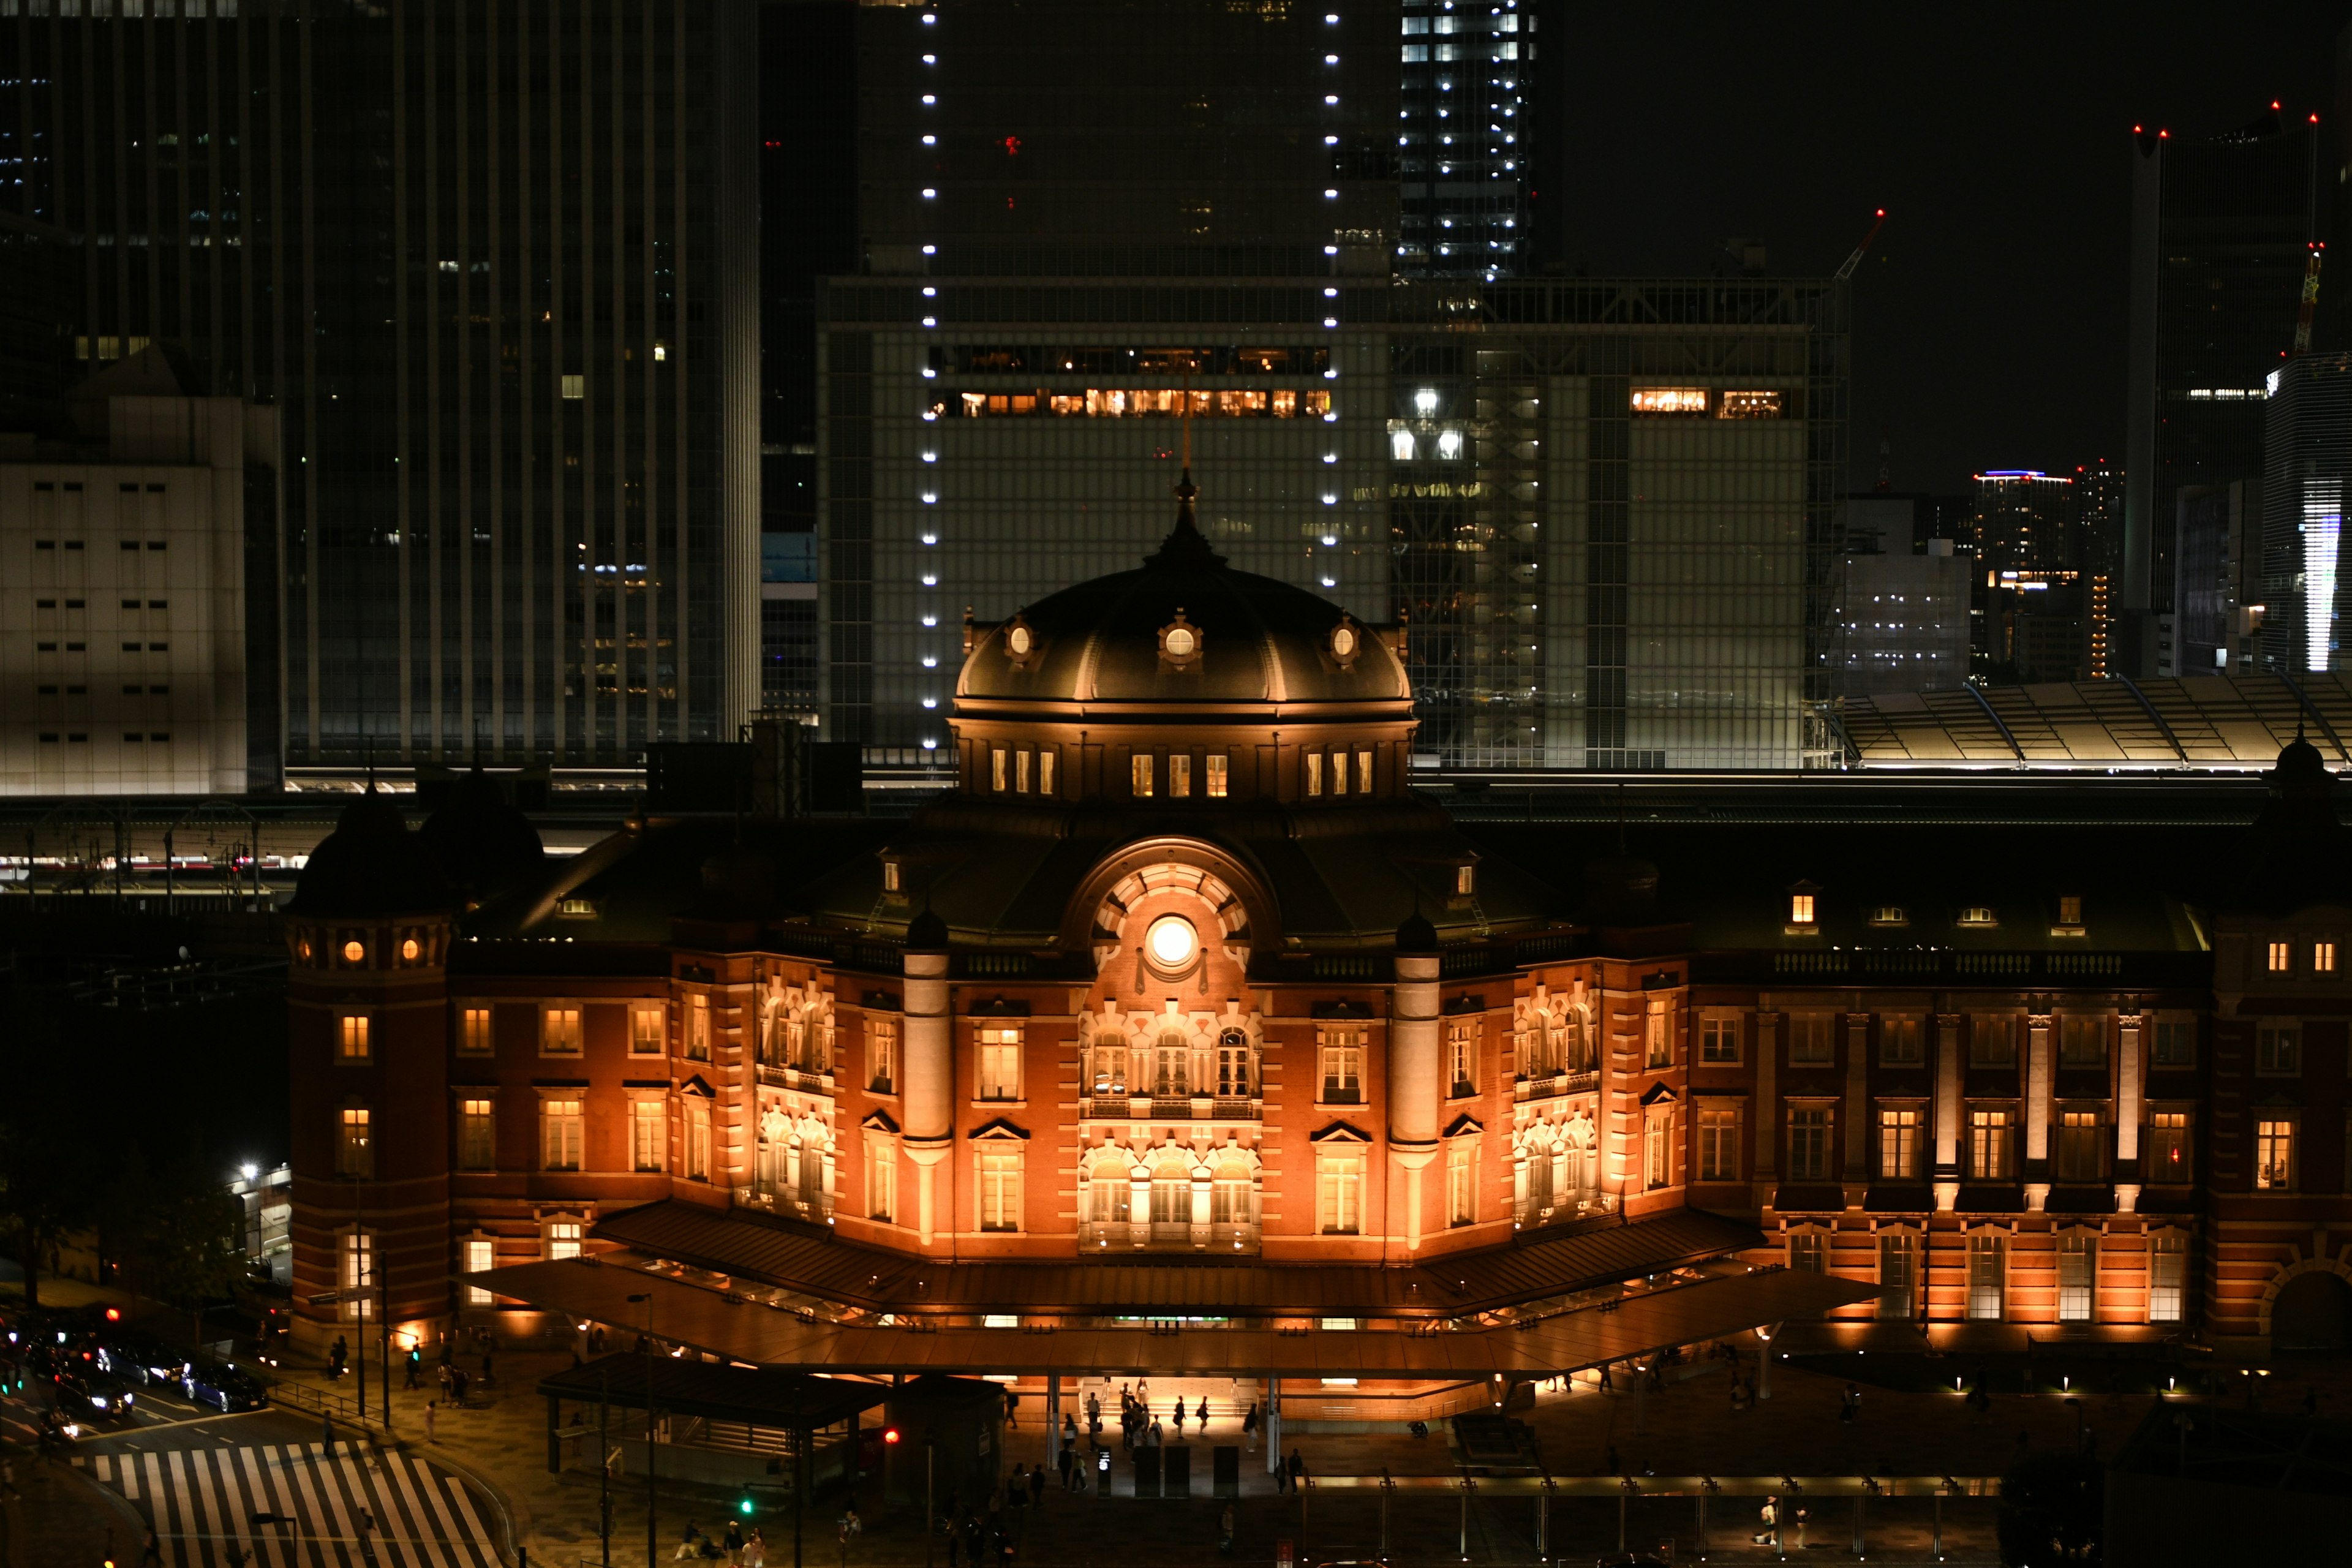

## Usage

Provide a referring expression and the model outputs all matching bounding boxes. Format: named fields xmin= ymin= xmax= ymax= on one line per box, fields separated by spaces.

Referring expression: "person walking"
xmin=1597 ymin=1361 xmax=1613 ymax=1394
xmin=1753 ymin=1497 xmax=1778 ymax=1545
xmin=1171 ymin=1398 xmax=1186 ymax=1436
xmin=1149 ymin=1417 xmax=1163 ymax=1449
xmin=1195 ymin=1395 xmax=1209 ymax=1431
xmin=1057 ymin=1439 xmax=1075 ymax=1491
xmin=724 ymin=1518 xmax=746 ymax=1565
xmin=322 ymin=1412 xmax=336 ymax=1452
xmin=424 ymin=1401 xmax=437 ymax=1442
xmin=745 ymin=1528 xmax=766 ymax=1568
xmin=1286 ymin=1448 xmax=1305 ymax=1488
xmin=1242 ymin=1401 xmax=1260 ymax=1450
xmin=1028 ymin=1463 xmax=1046 ymax=1510
xmin=1087 ymin=1390 xmax=1101 ymax=1427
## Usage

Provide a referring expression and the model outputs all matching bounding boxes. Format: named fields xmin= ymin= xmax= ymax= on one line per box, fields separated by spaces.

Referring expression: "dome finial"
xmin=1147 ymin=462 xmax=1226 ymax=570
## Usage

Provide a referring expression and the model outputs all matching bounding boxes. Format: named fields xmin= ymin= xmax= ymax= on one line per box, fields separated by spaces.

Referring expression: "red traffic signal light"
xmin=882 ymin=1427 xmax=902 ymax=1446
xmin=105 ymin=1308 xmax=121 ymax=1322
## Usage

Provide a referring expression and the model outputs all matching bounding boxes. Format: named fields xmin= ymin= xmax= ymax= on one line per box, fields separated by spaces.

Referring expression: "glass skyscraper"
xmin=1395 ymin=0 xmax=1529 ymax=277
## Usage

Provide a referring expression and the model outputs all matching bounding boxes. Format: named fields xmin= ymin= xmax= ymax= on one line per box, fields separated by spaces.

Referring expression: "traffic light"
xmin=738 ymin=1496 xmax=756 ymax=1517
xmin=104 ymin=1308 xmax=121 ymax=1323
xmin=883 ymin=1427 xmax=902 ymax=1446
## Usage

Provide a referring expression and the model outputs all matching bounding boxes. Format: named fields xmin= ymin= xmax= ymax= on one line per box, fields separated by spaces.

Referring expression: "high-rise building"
xmin=2174 ymin=480 xmax=2261 ymax=674
xmin=1396 ymin=0 xmax=1531 ymax=277
xmin=1972 ymin=470 xmax=2076 ymax=573
xmin=1 ymin=0 xmax=761 ymax=782
xmin=2260 ymin=351 xmax=2352 ymax=673
xmin=1830 ymin=496 xmax=1967 ymax=699
xmin=2123 ymin=110 xmax=2324 ymax=656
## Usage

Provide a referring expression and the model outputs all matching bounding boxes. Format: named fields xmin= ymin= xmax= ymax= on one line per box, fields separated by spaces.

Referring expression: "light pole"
xmin=630 ymin=1293 xmax=655 ymax=1568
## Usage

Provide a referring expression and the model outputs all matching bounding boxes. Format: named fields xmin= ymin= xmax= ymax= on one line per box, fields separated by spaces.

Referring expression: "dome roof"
xmin=419 ymin=767 xmax=545 ymax=905
xmin=957 ymin=473 xmax=1408 ymax=711
xmin=289 ymin=787 xmax=455 ymax=918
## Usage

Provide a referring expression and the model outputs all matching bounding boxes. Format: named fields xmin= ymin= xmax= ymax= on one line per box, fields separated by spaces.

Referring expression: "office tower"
xmin=2074 ymin=460 xmax=2125 ymax=578
xmin=760 ymin=531 xmax=819 ymax=717
xmin=1396 ymin=0 xmax=1531 ymax=277
xmin=2123 ymin=110 xmax=2324 ymax=654
xmin=2 ymin=350 xmax=280 ymax=796
xmin=2174 ymin=481 xmax=2260 ymax=674
xmin=1972 ymin=470 xmax=2075 ymax=573
xmin=1 ymin=0 xmax=761 ymax=780
xmin=2260 ymin=352 xmax=2352 ymax=672
xmin=1830 ymin=497 xmax=1967 ymax=698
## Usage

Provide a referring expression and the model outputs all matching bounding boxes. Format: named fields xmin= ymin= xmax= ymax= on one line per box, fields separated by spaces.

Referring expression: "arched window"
xmin=1217 ymin=1029 xmax=1253 ymax=1098
xmin=1525 ymin=1011 xmax=1556 ymax=1076
xmin=1092 ymin=1035 xmax=1129 ymax=1097
xmin=1564 ymin=1117 xmax=1597 ymax=1203
xmin=1153 ymin=1031 xmax=1191 ymax=1098
xmin=1150 ymin=1153 xmax=1193 ymax=1226
xmin=1525 ymin=1133 xmax=1555 ymax=1212
xmin=755 ymin=1108 xmax=788 ymax=1198
xmin=1211 ymin=1156 xmax=1254 ymax=1226
xmin=1567 ymin=1004 xmax=1594 ymax=1072
xmin=1090 ymin=1150 xmax=1133 ymax=1223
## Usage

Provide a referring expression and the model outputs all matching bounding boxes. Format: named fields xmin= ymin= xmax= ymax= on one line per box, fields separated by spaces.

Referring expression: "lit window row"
xmin=937 ymin=388 xmax=1333 ymax=420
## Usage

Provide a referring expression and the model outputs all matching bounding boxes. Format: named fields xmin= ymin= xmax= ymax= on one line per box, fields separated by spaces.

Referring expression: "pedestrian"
xmin=1219 ymin=1501 xmax=1236 ymax=1557
xmin=1149 ymin=1417 xmax=1163 ymax=1448
xmin=1597 ymin=1361 xmax=1613 ymax=1394
xmin=322 ymin=1412 xmax=336 ymax=1452
xmin=944 ymin=1515 xmax=961 ymax=1568
xmin=1058 ymin=1439 xmax=1074 ymax=1491
xmin=424 ymin=1401 xmax=437 ymax=1442
xmin=1286 ymin=1447 xmax=1305 ymax=1487
xmin=1842 ymin=1381 xmax=1861 ymax=1422
xmin=1172 ymin=1398 xmax=1186 ymax=1435
xmin=1087 ymin=1390 xmax=1101 ymax=1426
xmin=675 ymin=1521 xmax=703 ymax=1562
xmin=481 ymin=1350 xmax=494 ymax=1386
xmin=1028 ymin=1463 xmax=1045 ymax=1510
xmin=439 ymin=1362 xmax=453 ymax=1397
xmin=1793 ymin=1503 xmax=1809 ymax=1549
xmin=745 ymin=1528 xmax=766 ymax=1568
xmin=1009 ymin=1464 xmax=1027 ymax=1512
xmin=1196 ymin=1395 xmax=1209 ymax=1431
xmin=1136 ymin=1378 xmax=1150 ymax=1408
xmin=725 ymin=1517 xmax=747 ymax=1564
xmin=1754 ymin=1496 xmax=1778 ymax=1545
xmin=1242 ymin=1401 xmax=1259 ymax=1450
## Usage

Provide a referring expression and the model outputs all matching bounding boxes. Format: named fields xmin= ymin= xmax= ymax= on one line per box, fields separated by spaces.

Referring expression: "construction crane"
xmin=1834 ymin=209 xmax=1888 ymax=282
xmin=2292 ymin=242 xmax=2325 ymax=356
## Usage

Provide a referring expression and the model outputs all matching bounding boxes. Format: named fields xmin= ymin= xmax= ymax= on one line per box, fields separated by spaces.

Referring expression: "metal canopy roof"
xmin=536 ymin=1355 xmax=891 ymax=1428
xmin=590 ymin=1201 xmax=1764 ymax=1321
xmin=473 ymin=1258 xmax=1876 ymax=1381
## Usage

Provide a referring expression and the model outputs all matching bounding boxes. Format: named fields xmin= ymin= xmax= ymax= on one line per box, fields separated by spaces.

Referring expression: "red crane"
xmin=1834 ymin=209 xmax=1888 ymax=282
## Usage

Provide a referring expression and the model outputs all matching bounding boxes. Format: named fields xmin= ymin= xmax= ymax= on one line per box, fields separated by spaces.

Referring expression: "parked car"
xmin=181 ymin=1360 xmax=268 ymax=1413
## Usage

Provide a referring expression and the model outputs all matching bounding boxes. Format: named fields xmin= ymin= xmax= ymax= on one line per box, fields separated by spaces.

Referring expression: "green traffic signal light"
xmin=739 ymin=1498 xmax=754 ymax=1517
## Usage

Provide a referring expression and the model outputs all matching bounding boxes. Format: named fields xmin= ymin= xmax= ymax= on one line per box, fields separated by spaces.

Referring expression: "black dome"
xmin=420 ymin=767 xmax=545 ymax=905
xmin=289 ymin=788 xmax=454 ymax=917
xmin=905 ymin=905 xmax=950 ymax=951
xmin=957 ymin=474 xmax=1408 ymax=711
xmin=1394 ymin=908 xmax=1439 ymax=954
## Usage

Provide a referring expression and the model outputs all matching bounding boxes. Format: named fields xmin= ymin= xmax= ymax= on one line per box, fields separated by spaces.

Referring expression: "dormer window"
xmin=1006 ymin=624 xmax=1033 ymax=657
xmin=883 ymin=861 xmax=902 ymax=893
xmin=1790 ymin=894 xmax=1814 ymax=924
xmin=1455 ymin=864 xmax=1475 ymax=896
xmin=1158 ymin=611 xmax=1203 ymax=671
xmin=1330 ymin=616 xmax=1362 ymax=667
xmin=1958 ymin=907 xmax=1997 ymax=927
xmin=2267 ymin=940 xmax=2291 ymax=973
xmin=2058 ymin=895 xmax=2081 ymax=925
xmin=1868 ymin=906 xmax=1905 ymax=926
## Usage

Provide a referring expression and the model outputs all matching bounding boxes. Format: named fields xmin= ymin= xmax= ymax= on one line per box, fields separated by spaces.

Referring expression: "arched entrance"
xmin=2272 ymin=1269 xmax=2352 ymax=1352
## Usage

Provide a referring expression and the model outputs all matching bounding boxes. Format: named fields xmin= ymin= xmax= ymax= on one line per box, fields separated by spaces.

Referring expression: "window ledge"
xmin=972 ymin=1098 xmax=1028 ymax=1110
xmin=1314 ymin=1099 xmax=1367 ymax=1112
xmin=2049 ymin=924 xmax=2087 ymax=938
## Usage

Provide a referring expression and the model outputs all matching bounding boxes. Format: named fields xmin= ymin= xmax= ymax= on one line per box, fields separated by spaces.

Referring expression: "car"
xmin=181 ymin=1360 xmax=269 ymax=1413
xmin=50 ymin=1373 xmax=138 ymax=1427
xmin=92 ymin=1328 xmax=192 ymax=1390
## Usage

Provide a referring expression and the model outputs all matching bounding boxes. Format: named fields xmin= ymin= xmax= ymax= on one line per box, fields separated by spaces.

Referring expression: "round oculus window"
xmin=1145 ymin=914 xmax=1197 ymax=968
xmin=342 ymin=940 xmax=366 ymax=963
xmin=1006 ymin=624 xmax=1033 ymax=656
xmin=1331 ymin=624 xmax=1358 ymax=658
xmin=401 ymin=937 xmax=421 ymax=961
xmin=1163 ymin=626 xmax=1197 ymax=658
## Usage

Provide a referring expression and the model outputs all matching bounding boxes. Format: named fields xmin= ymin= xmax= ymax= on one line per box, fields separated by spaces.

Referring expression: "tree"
xmin=1997 ymin=1451 xmax=2103 ymax=1566
xmin=100 ymin=1153 xmax=246 ymax=1351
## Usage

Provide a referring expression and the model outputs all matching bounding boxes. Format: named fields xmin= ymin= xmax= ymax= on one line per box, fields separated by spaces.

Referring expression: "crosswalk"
xmin=74 ymin=1441 xmax=502 ymax=1568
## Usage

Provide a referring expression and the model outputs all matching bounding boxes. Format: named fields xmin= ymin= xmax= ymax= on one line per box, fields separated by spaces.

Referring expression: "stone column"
xmin=1933 ymin=1013 xmax=1961 ymax=1213
xmin=903 ymin=944 xmax=953 ymax=1248
xmin=1751 ymin=1011 xmax=1779 ymax=1212
xmin=1388 ymin=945 xmax=1442 ymax=1250
xmin=2115 ymin=1012 xmax=2143 ymax=1213
xmin=2024 ymin=1012 xmax=2052 ymax=1212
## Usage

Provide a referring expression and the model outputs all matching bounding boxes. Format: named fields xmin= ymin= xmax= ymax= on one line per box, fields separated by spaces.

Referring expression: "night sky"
xmin=1542 ymin=2 xmax=2345 ymax=495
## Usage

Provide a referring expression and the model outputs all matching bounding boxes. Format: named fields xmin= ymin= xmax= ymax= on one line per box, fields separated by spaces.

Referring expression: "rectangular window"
xmin=1131 ymin=752 xmax=1154 ymax=797
xmin=343 ymin=1232 xmax=375 ymax=1322
xmin=978 ymin=1145 xmax=1023 ymax=1231
xmin=542 ymin=1004 xmax=582 ymax=1055
xmin=1644 ymin=1113 xmax=1670 ymax=1189
xmin=1039 ymin=750 xmax=1057 ymax=796
xmin=1016 ymin=749 xmax=1031 ymax=793
xmin=1455 ymin=864 xmax=1477 ymax=896
xmin=460 ymin=1006 xmax=493 ymax=1055
xmin=1356 ymin=749 xmax=1373 ymax=794
xmin=2057 ymin=1233 xmax=2095 ymax=1323
xmin=1319 ymin=1028 xmax=1364 ymax=1102
xmin=2059 ymin=1016 xmax=2105 ymax=1068
xmin=1169 ymin=753 xmax=1191 ymax=797
xmin=2151 ymin=1019 xmax=2194 ymax=1067
xmin=337 ymin=1107 xmax=372 ymax=1178
xmin=2057 ymin=895 xmax=2082 ymax=925
xmin=1880 ymin=1107 xmax=1921 ymax=1179
xmin=464 ymin=1238 xmax=495 ymax=1306
xmin=2256 ymin=1118 xmax=2296 ymax=1190
xmin=2316 ymin=940 xmax=2338 ymax=974
xmin=2057 ymin=1110 xmax=2103 ymax=1181
xmin=1305 ymin=751 xmax=1323 ymax=796
xmin=1446 ymin=1142 xmax=1476 ymax=1226
xmin=1316 ymin=1153 xmax=1362 ymax=1234
xmin=545 ymin=1220 xmax=584 ymax=1261
xmin=869 ymin=1017 xmax=899 ymax=1095
xmin=687 ymin=993 xmax=710 ymax=1060
xmin=1789 ymin=1230 xmax=1825 ymax=1274
xmin=1698 ymin=1108 xmax=1740 ymax=1180
xmin=1206 ymin=753 xmax=1229 ymax=798
xmin=1330 ymin=748 xmax=1349 ymax=796
xmin=627 ymin=1003 xmax=662 ymax=1056
xmin=1880 ymin=1016 xmax=1922 ymax=1066
xmin=1879 ymin=1232 xmax=1915 ymax=1319
xmin=1971 ymin=1015 xmax=2018 ymax=1066
xmin=1789 ymin=1107 xmax=1829 ymax=1180
xmin=1968 ymin=1234 xmax=2006 ymax=1320
xmin=992 ymin=747 xmax=1008 ymax=792
xmin=1447 ymin=1021 xmax=1476 ymax=1095
xmin=2256 ymin=1023 xmax=2301 ymax=1074
xmin=2149 ymin=1232 xmax=2185 ymax=1323
xmin=1789 ymin=1015 xmax=1832 ymax=1065
xmin=1700 ymin=1015 xmax=1740 ymax=1063
xmin=684 ymin=1098 xmax=711 ymax=1180
xmin=459 ymin=1098 xmax=495 ymax=1170
xmin=866 ymin=1139 xmax=897 ymax=1222
xmin=1645 ymin=1004 xmax=1672 ymax=1069
xmin=337 ymin=1011 xmax=372 ymax=1063
xmin=2147 ymin=1110 xmax=2190 ymax=1182
xmin=978 ymin=1026 xmax=1022 ymax=1100
xmin=2267 ymin=940 xmax=2292 ymax=973
xmin=1969 ymin=1109 xmax=2013 ymax=1180
xmin=543 ymin=1099 xmax=584 ymax=1170
xmin=631 ymin=1101 xmax=665 ymax=1172
xmin=1789 ymin=892 xmax=1815 ymax=924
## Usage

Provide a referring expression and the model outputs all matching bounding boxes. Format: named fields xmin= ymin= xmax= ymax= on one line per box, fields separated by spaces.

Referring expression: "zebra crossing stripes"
xmin=74 ymin=1441 xmax=501 ymax=1568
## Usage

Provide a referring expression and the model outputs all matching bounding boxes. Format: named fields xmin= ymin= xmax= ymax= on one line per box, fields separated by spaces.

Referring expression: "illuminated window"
xmin=1630 ymin=386 xmax=1707 ymax=417
xmin=541 ymin=1003 xmax=582 ymax=1055
xmin=2058 ymin=1016 xmax=2105 ymax=1067
xmin=1316 ymin=1151 xmax=1363 ymax=1234
xmin=1206 ymin=753 xmax=1229 ymax=797
xmin=976 ymin=1144 xmax=1023 ymax=1231
xmin=342 ymin=1231 xmax=375 ymax=1321
xmin=1016 ymin=749 xmax=1031 ymax=793
xmin=561 ymin=374 xmax=584 ymax=399
xmin=1330 ymin=748 xmax=1349 ymax=795
xmin=464 ymin=1238 xmax=494 ymax=1306
xmin=683 ymin=1098 xmax=711 ymax=1180
xmin=1789 ymin=1014 xmax=1833 ymax=1065
xmin=1039 ymin=750 xmax=1057 ymax=796
xmin=337 ymin=1011 xmax=372 ymax=1063
xmin=992 ymin=747 xmax=1008 ymax=792
xmin=2256 ymin=1119 xmax=2296 ymax=1189
xmin=1319 ymin=1028 xmax=1364 ymax=1102
xmin=399 ymin=937 xmax=421 ymax=962
xmin=631 ymin=1100 xmax=665 ymax=1172
xmin=545 ymin=1219 xmax=584 ymax=1261
xmin=1131 ymin=753 xmax=1154 ymax=797
xmin=882 ymin=861 xmax=902 ymax=893
xmin=2058 ymin=1232 xmax=2097 ymax=1323
xmin=1789 ymin=892 xmax=1815 ymax=925
xmin=1217 ymin=1030 xmax=1254 ymax=1098
xmin=865 ymin=1136 xmax=897 ymax=1223
xmin=1879 ymin=1107 xmax=1921 ymax=1179
xmin=1643 ymin=1112 xmax=1670 ymax=1189
xmin=1880 ymin=1016 xmax=1922 ymax=1065
xmin=2057 ymin=895 xmax=2082 ymax=925
xmin=1700 ymin=1015 xmax=1740 ymax=1063
xmin=1390 ymin=429 xmax=1416 ymax=461
xmin=1958 ymin=906 xmax=1997 ymax=926
xmin=2149 ymin=1232 xmax=2185 ymax=1322
xmin=1356 ymin=749 xmax=1373 ymax=794
xmin=1305 ymin=752 xmax=1323 ymax=797
xmin=1968 ymin=1234 xmax=2005 ymax=1320
xmin=1455 ymin=863 xmax=1475 ymax=896
xmin=342 ymin=938 xmax=366 ymax=965
xmin=1644 ymin=1002 xmax=1672 ymax=1068
xmin=1971 ymin=1014 xmax=2018 ymax=1066
xmin=2256 ymin=1023 xmax=2300 ymax=1074
xmin=1169 ymin=753 xmax=1191 ymax=797
xmin=337 ymin=1107 xmax=372 ymax=1178
xmin=1716 ymin=389 xmax=1784 ymax=420
xmin=869 ymin=1017 xmax=899 ymax=1095
xmin=630 ymin=1003 xmax=665 ymax=1056
xmin=1879 ymin=1232 xmax=1915 ymax=1319
xmin=687 ymin=993 xmax=710 ymax=1060
xmin=459 ymin=1099 xmax=495 ymax=1170
xmin=2057 ymin=1110 xmax=2103 ymax=1181
xmin=542 ymin=1099 xmax=584 ymax=1170
xmin=978 ymin=1026 xmax=1022 ymax=1101
xmin=2148 ymin=1111 xmax=2190 ymax=1182
xmin=1869 ymin=905 xmax=1905 ymax=925
xmin=1439 ymin=1140 xmax=1473 ymax=1226
xmin=1447 ymin=1020 xmax=1476 ymax=1095
xmin=1788 ymin=1108 xmax=1829 ymax=1180
xmin=2267 ymin=940 xmax=2292 ymax=973
xmin=1698 ymin=1107 xmax=1739 ymax=1179
xmin=1969 ymin=1109 xmax=2013 ymax=1180
xmin=2316 ymin=941 xmax=2337 ymax=974
xmin=460 ymin=1005 xmax=492 ymax=1055
xmin=1788 ymin=1229 xmax=1825 ymax=1273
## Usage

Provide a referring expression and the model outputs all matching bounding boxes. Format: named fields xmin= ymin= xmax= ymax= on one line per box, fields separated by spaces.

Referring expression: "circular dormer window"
xmin=1331 ymin=624 xmax=1358 ymax=658
xmin=1164 ymin=625 xmax=1197 ymax=658
xmin=342 ymin=940 xmax=366 ymax=964
xmin=401 ymin=937 xmax=421 ymax=962
xmin=1007 ymin=624 xmax=1034 ymax=657
xmin=1146 ymin=914 xmax=1197 ymax=968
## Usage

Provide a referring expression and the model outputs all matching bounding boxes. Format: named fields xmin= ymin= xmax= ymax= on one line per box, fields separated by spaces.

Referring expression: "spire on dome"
xmin=1145 ymin=465 xmax=1226 ymax=570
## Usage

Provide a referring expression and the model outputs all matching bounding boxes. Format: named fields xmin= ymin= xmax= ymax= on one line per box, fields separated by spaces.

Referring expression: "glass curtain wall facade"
xmin=1395 ymin=0 xmax=1529 ymax=277
xmin=1 ymin=0 xmax=760 ymax=775
xmin=2260 ymin=352 xmax=2352 ymax=673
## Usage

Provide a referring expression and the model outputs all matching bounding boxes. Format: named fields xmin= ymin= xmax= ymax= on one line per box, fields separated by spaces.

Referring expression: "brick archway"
xmin=2257 ymin=1256 xmax=2352 ymax=1344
